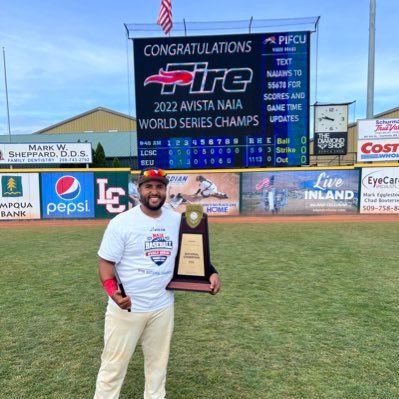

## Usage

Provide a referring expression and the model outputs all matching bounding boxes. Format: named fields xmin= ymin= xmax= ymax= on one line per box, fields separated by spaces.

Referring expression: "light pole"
xmin=366 ymin=0 xmax=376 ymax=118
xmin=2 ymin=47 xmax=12 ymax=142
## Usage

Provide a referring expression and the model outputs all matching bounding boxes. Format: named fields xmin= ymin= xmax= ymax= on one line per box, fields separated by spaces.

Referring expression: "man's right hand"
xmin=111 ymin=291 xmax=132 ymax=311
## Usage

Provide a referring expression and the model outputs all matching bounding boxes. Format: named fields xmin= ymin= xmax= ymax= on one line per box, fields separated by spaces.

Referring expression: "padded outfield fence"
xmin=0 ymin=163 xmax=398 ymax=221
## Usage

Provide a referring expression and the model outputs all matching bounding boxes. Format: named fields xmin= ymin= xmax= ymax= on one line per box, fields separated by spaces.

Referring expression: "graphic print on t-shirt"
xmin=144 ymin=232 xmax=173 ymax=266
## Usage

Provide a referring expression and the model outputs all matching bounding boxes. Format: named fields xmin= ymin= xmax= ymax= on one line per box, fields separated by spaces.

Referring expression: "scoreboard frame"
xmin=133 ymin=31 xmax=310 ymax=169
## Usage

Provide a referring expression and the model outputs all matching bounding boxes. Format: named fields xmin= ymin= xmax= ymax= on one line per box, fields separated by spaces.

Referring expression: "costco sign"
xmin=357 ymin=138 xmax=399 ymax=162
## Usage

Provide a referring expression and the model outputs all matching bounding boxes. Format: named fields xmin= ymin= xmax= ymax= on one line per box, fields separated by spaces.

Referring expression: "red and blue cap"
xmin=137 ymin=168 xmax=169 ymax=186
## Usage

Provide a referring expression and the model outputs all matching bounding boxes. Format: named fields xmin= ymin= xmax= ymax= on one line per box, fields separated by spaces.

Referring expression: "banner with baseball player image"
xmin=127 ymin=174 xmax=139 ymax=209
xmin=166 ymin=172 xmax=240 ymax=216
xmin=360 ymin=167 xmax=399 ymax=214
xmin=241 ymin=169 xmax=359 ymax=215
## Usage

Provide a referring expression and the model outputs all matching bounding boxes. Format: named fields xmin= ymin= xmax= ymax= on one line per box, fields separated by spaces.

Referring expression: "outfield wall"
xmin=0 ymin=168 xmax=130 ymax=221
xmin=0 ymin=164 xmax=398 ymax=221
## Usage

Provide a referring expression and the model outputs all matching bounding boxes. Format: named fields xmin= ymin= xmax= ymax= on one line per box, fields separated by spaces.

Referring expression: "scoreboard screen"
xmin=133 ymin=31 xmax=310 ymax=169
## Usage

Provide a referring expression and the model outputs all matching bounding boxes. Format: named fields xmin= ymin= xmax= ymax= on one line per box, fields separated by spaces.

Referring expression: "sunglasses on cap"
xmin=140 ymin=168 xmax=167 ymax=177
xmin=138 ymin=168 xmax=169 ymax=186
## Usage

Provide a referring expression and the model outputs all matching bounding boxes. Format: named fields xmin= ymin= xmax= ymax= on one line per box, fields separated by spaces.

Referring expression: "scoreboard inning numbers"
xmin=133 ymin=31 xmax=310 ymax=169
xmin=139 ymin=136 xmax=292 ymax=168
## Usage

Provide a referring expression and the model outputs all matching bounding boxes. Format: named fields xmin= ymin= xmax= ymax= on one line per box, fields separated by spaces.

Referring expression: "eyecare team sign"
xmin=360 ymin=167 xmax=399 ymax=213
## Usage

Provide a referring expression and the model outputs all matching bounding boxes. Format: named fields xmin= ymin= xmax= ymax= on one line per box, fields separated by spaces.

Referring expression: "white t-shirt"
xmin=98 ymin=205 xmax=181 ymax=312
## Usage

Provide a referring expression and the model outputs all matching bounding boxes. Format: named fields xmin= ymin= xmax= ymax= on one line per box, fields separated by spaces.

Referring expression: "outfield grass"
xmin=1 ymin=221 xmax=399 ymax=398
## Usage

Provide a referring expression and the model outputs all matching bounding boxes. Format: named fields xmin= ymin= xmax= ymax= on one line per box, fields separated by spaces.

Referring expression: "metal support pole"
xmin=366 ymin=0 xmax=376 ymax=118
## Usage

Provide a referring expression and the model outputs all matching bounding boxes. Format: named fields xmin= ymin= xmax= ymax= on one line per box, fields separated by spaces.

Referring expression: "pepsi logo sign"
xmin=41 ymin=172 xmax=95 ymax=219
xmin=55 ymin=175 xmax=81 ymax=200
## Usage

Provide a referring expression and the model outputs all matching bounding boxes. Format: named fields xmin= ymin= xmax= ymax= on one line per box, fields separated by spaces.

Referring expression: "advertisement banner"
xmin=0 ymin=173 xmax=41 ymax=220
xmin=358 ymin=118 xmax=399 ymax=140
xmin=314 ymin=132 xmax=347 ymax=155
xmin=41 ymin=172 xmax=95 ymax=219
xmin=0 ymin=143 xmax=92 ymax=164
xmin=357 ymin=138 xmax=399 ymax=162
xmin=128 ymin=174 xmax=140 ymax=209
xmin=133 ymin=31 xmax=309 ymax=169
xmin=360 ymin=167 xmax=399 ymax=213
xmin=166 ymin=173 xmax=240 ymax=216
xmin=242 ymin=169 xmax=359 ymax=215
xmin=94 ymin=171 xmax=129 ymax=218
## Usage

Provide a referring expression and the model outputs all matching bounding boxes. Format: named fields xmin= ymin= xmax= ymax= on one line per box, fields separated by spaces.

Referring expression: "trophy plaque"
xmin=167 ymin=204 xmax=213 ymax=292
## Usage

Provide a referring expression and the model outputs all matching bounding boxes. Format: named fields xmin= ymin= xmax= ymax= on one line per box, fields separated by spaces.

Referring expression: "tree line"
xmin=63 ymin=141 xmax=121 ymax=168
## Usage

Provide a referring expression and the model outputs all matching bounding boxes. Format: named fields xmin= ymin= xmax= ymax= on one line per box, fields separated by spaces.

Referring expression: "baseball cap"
xmin=137 ymin=168 xmax=169 ymax=186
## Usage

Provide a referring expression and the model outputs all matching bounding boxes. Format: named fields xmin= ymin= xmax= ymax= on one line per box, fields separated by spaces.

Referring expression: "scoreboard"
xmin=139 ymin=136 xmax=279 ymax=168
xmin=133 ymin=31 xmax=310 ymax=169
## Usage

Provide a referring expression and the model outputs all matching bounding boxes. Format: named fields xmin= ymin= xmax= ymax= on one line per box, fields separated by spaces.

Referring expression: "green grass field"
xmin=1 ymin=221 xmax=399 ymax=398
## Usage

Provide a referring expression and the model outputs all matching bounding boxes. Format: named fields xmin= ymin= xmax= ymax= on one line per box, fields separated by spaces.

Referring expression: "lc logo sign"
xmin=96 ymin=178 xmax=127 ymax=214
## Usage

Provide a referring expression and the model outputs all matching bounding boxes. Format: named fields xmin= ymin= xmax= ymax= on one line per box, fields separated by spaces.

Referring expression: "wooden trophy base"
xmin=166 ymin=279 xmax=212 ymax=293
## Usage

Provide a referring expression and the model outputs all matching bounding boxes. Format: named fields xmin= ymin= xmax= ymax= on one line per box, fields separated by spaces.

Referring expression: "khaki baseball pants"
xmin=94 ymin=303 xmax=174 ymax=399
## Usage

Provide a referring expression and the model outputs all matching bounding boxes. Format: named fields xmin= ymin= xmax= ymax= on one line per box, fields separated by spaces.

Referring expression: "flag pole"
xmin=366 ymin=0 xmax=376 ymax=118
xmin=2 ymin=47 xmax=12 ymax=142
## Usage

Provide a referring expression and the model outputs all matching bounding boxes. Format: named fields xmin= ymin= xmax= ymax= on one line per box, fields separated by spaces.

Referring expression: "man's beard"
xmin=140 ymin=194 xmax=166 ymax=211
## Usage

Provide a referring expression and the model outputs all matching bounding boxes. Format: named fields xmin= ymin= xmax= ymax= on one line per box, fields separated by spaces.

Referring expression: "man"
xmin=94 ymin=167 xmax=221 ymax=399
xmin=193 ymin=175 xmax=228 ymax=199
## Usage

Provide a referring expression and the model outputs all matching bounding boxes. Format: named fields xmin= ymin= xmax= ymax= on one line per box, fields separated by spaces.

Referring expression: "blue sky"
xmin=0 ymin=0 xmax=397 ymax=134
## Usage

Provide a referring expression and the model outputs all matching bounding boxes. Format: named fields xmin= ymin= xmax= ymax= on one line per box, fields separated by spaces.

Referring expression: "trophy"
xmin=167 ymin=204 xmax=213 ymax=292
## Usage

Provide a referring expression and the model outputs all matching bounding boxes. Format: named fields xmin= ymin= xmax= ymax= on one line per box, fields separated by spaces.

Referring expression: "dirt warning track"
xmin=1 ymin=213 xmax=399 ymax=229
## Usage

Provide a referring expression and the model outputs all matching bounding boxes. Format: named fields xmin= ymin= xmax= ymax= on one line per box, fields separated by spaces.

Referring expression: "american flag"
xmin=157 ymin=0 xmax=173 ymax=35
xmin=255 ymin=176 xmax=274 ymax=191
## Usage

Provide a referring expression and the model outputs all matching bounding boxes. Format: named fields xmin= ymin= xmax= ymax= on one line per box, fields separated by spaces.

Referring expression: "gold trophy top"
xmin=185 ymin=204 xmax=204 ymax=229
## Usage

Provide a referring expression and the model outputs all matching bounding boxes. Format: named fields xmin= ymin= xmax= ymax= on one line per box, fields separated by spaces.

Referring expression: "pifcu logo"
xmin=263 ymin=34 xmax=307 ymax=46
xmin=277 ymin=34 xmax=307 ymax=45
xmin=144 ymin=62 xmax=253 ymax=94
xmin=263 ymin=36 xmax=277 ymax=45
xmin=41 ymin=172 xmax=94 ymax=219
